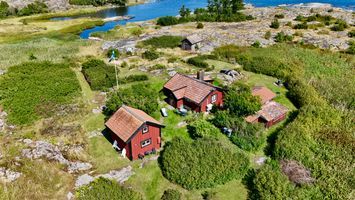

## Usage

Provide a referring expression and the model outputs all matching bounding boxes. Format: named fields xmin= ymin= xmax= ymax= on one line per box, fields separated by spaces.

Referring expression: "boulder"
xmin=0 ymin=167 xmax=21 ymax=183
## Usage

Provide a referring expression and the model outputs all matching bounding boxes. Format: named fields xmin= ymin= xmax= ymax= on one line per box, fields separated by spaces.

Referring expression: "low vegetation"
xmin=104 ymin=83 xmax=158 ymax=116
xmin=69 ymin=0 xmax=126 ymax=6
xmin=82 ymin=59 xmax=116 ymax=90
xmin=160 ymin=137 xmax=249 ymax=190
xmin=17 ymin=1 xmax=48 ymax=16
xmin=187 ymin=119 xmax=221 ymax=139
xmin=142 ymin=36 xmax=183 ymax=49
xmin=0 ymin=61 xmax=80 ymax=125
xmin=142 ymin=50 xmax=160 ymax=60
xmin=76 ymin=177 xmax=142 ymax=200
xmin=160 ymin=189 xmax=182 ymax=200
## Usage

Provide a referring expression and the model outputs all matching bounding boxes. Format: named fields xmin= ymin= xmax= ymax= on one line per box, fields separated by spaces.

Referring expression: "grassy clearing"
xmin=91 ymin=24 xmax=145 ymax=40
xmin=160 ymin=109 xmax=190 ymax=142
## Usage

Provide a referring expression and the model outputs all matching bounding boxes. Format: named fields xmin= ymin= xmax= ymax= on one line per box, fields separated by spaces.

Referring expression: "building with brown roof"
xmin=252 ymin=86 xmax=277 ymax=105
xmin=246 ymin=87 xmax=288 ymax=128
xmin=162 ymin=73 xmax=224 ymax=112
xmin=105 ymin=105 xmax=164 ymax=160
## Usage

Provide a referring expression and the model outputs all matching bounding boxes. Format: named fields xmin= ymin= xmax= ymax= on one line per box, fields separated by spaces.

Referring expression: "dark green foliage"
xmin=201 ymin=191 xmax=217 ymax=200
xmin=118 ymin=74 xmax=148 ymax=84
xmin=264 ymin=31 xmax=271 ymax=39
xmin=224 ymin=82 xmax=262 ymax=117
xmin=274 ymin=14 xmax=284 ymax=19
xmin=82 ymin=59 xmax=116 ymax=90
xmin=149 ymin=64 xmax=166 ymax=71
xmin=197 ymin=22 xmax=204 ymax=29
xmin=142 ymin=36 xmax=183 ymax=48
xmin=104 ymin=83 xmax=158 ymax=116
xmin=160 ymin=189 xmax=181 ymax=200
xmin=346 ymin=40 xmax=355 ymax=55
xmin=293 ymin=22 xmax=308 ymax=29
xmin=270 ymin=19 xmax=280 ymax=29
xmin=160 ymin=137 xmax=249 ymax=190
xmin=251 ymin=41 xmax=261 ymax=48
xmin=29 ymin=53 xmax=37 ymax=60
xmin=330 ymin=19 xmax=348 ymax=31
xmin=348 ymin=29 xmax=355 ymax=38
xmin=295 ymin=14 xmax=334 ymax=23
xmin=107 ymin=48 xmax=120 ymax=59
xmin=157 ymin=16 xmax=179 ymax=26
xmin=0 ymin=62 xmax=80 ymax=125
xmin=207 ymin=0 xmax=244 ymax=14
xmin=0 ymin=1 xmax=10 ymax=18
xmin=187 ymin=119 xmax=221 ymax=139
xmin=76 ymin=177 xmax=142 ymax=200
xmin=69 ymin=0 xmax=126 ymax=6
xmin=179 ymin=5 xmax=191 ymax=18
xmin=187 ymin=56 xmax=209 ymax=68
xmin=17 ymin=1 xmax=48 ymax=16
xmin=211 ymin=111 xmax=265 ymax=152
xmin=142 ymin=50 xmax=160 ymax=60
xmin=274 ymin=32 xmax=293 ymax=43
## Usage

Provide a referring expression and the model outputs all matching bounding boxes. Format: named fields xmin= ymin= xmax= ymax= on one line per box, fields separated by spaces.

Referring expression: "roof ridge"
xmin=177 ymin=73 xmax=218 ymax=90
xmin=122 ymin=105 xmax=146 ymax=123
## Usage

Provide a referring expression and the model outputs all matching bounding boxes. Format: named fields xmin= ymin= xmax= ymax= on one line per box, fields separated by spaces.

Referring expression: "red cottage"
xmin=246 ymin=86 xmax=288 ymax=128
xmin=105 ymin=105 xmax=164 ymax=160
xmin=163 ymin=73 xmax=224 ymax=112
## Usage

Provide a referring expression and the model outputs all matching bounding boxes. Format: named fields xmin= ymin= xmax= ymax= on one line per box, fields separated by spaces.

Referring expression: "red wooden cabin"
xmin=105 ymin=105 xmax=164 ymax=160
xmin=162 ymin=72 xmax=224 ymax=112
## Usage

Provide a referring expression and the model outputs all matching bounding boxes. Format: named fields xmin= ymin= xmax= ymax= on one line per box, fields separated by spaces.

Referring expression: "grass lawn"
xmin=205 ymin=59 xmax=241 ymax=71
xmin=88 ymin=136 xmax=131 ymax=174
xmin=160 ymin=109 xmax=190 ymax=142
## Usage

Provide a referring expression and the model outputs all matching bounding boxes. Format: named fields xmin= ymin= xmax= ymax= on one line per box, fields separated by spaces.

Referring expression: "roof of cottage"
xmin=252 ymin=86 xmax=276 ymax=104
xmin=184 ymin=35 xmax=203 ymax=44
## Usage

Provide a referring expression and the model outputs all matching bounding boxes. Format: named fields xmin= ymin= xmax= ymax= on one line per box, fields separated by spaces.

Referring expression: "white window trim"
xmin=211 ymin=94 xmax=217 ymax=103
xmin=142 ymin=125 xmax=149 ymax=133
xmin=141 ymin=139 xmax=151 ymax=148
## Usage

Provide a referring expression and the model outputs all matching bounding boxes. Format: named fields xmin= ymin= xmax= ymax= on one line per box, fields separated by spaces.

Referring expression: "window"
xmin=211 ymin=94 xmax=217 ymax=103
xmin=141 ymin=139 xmax=151 ymax=148
xmin=142 ymin=125 xmax=149 ymax=133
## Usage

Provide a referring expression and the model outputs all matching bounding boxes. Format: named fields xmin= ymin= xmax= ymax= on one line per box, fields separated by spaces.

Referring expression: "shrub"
xmin=118 ymin=74 xmax=148 ymax=84
xmin=330 ymin=19 xmax=348 ymax=31
xmin=224 ymin=82 xmax=262 ymax=117
xmin=76 ymin=177 xmax=142 ymax=200
xmin=346 ymin=40 xmax=355 ymax=55
xmin=270 ymin=19 xmax=280 ymax=29
xmin=82 ymin=59 xmax=116 ymax=90
xmin=160 ymin=137 xmax=249 ymax=190
xmin=142 ymin=50 xmax=159 ymax=60
xmin=293 ymin=22 xmax=308 ymax=29
xmin=157 ymin=16 xmax=179 ymax=26
xmin=17 ymin=1 xmax=48 ymax=16
xmin=107 ymin=48 xmax=120 ymax=59
xmin=142 ymin=36 xmax=183 ymax=48
xmin=274 ymin=32 xmax=293 ymax=43
xmin=0 ymin=62 xmax=80 ymax=125
xmin=187 ymin=56 xmax=209 ymax=68
xmin=104 ymin=83 xmax=158 ymax=116
xmin=264 ymin=31 xmax=271 ymax=39
xmin=161 ymin=189 xmax=181 ymax=200
xmin=187 ymin=119 xmax=221 ymax=139
xmin=274 ymin=14 xmax=285 ymax=19
xmin=251 ymin=41 xmax=261 ymax=48
xmin=0 ymin=1 xmax=10 ymax=18
xmin=197 ymin=22 xmax=204 ymax=29
xmin=149 ymin=64 xmax=166 ymax=71
xmin=347 ymin=29 xmax=355 ymax=37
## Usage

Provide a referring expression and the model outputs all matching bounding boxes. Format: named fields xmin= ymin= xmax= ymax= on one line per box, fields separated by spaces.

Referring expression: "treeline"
xmin=69 ymin=0 xmax=126 ymax=6
xmin=157 ymin=0 xmax=253 ymax=26
xmin=0 ymin=1 xmax=48 ymax=18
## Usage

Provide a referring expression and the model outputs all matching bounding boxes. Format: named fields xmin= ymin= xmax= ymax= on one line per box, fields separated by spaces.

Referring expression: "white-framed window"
xmin=142 ymin=125 xmax=149 ymax=134
xmin=211 ymin=94 xmax=217 ymax=103
xmin=141 ymin=139 xmax=151 ymax=148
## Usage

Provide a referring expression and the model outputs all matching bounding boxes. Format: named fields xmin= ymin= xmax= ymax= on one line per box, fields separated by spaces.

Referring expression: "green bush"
xmin=251 ymin=41 xmax=261 ymax=48
xmin=293 ymin=22 xmax=308 ymax=29
xmin=142 ymin=36 xmax=183 ymax=48
xmin=187 ymin=56 xmax=209 ymax=68
xmin=0 ymin=1 xmax=10 ymax=18
xmin=197 ymin=22 xmax=204 ymax=29
xmin=104 ymin=83 xmax=158 ymax=116
xmin=142 ymin=50 xmax=159 ymax=60
xmin=330 ymin=19 xmax=348 ymax=31
xmin=348 ymin=29 xmax=355 ymax=38
xmin=82 ymin=59 xmax=116 ymax=90
xmin=118 ymin=74 xmax=148 ymax=84
xmin=274 ymin=14 xmax=285 ymax=19
xmin=76 ymin=177 xmax=142 ymax=200
xmin=0 ymin=62 xmax=80 ymax=125
xmin=161 ymin=189 xmax=181 ymax=200
xmin=346 ymin=40 xmax=355 ymax=55
xmin=264 ymin=31 xmax=271 ymax=40
xmin=274 ymin=32 xmax=293 ymax=43
xmin=187 ymin=119 xmax=221 ymax=139
xmin=160 ymin=137 xmax=249 ymax=190
xmin=17 ymin=1 xmax=48 ymax=16
xmin=107 ymin=48 xmax=120 ymax=59
xmin=157 ymin=16 xmax=179 ymax=26
xmin=270 ymin=19 xmax=280 ymax=29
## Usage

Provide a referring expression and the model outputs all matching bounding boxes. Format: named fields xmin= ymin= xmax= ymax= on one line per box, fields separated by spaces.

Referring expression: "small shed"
xmin=181 ymin=35 xmax=203 ymax=51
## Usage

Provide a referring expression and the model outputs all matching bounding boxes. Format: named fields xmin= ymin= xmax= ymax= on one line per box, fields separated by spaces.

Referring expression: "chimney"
xmin=197 ymin=71 xmax=205 ymax=81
